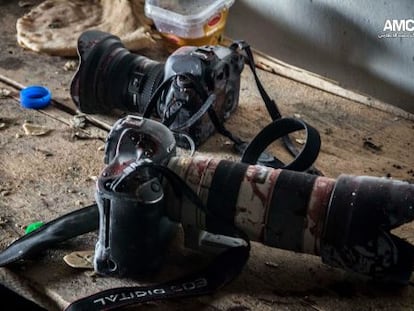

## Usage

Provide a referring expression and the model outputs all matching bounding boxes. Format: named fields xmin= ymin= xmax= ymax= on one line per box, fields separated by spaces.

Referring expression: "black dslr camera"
xmin=92 ymin=115 xmax=414 ymax=285
xmin=70 ymin=30 xmax=245 ymax=147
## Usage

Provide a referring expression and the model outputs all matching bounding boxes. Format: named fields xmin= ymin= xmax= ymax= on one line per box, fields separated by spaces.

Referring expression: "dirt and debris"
xmin=0 ymin=1 xmax=413 ymax=311
xmin=70 ymin=114 xmax=86 ymax=129
xmin=18 ymin=1 xmax=34 ymax=8
xmin=0 ymin=217 xmax=8 ymax=226
xmin=1 ymin=190 xmax=11 ymax=197
xmin=22 ymin=121 xmax=52 ymax=136
xmin=0 ymin=88 xmax=11 ymax=98
xmin=63 ymin=60 xmax=77 ymax=71
xmin=63 ymin=250 xmax=94 ymax=269
xmin=393 ymin=163 xmax=403 ymax=169
xmin=32 ymin=147 xmax=53 ymax=157
xmin=362 ymin=137 xmax=382 ymax=152
xmin=70 ymin=130 xmax=104 ymax=141
xmin=264 ymin=261 xmax=279 ymax=269
xmin=324 ymin=128 xmax=333 ymax=135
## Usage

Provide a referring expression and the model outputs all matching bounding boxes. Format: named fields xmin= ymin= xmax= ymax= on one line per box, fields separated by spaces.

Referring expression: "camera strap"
xmin=241 ymin=117 xmax=321 ymax=171
xmin=67 ymin=163 xmax=251 ymax=311
xmin=143 ymin=41 xmax=322 ymax=174
xmin=0 ymin=204 xmax=99 ymax=267
xmin=0 ymin=164 xmax=250 ymax=311
xmin=65 ymin=245 xmax=249 ymax=310
xmin=0 ymin=42 xmax=322 ymax=308
xmin=229 ymin=41 xmax=323 ymax=174
xmin=231 ymin=41 xmax=281 ymax=120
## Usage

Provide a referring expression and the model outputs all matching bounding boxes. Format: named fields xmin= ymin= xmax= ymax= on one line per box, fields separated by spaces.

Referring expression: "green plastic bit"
xmin=25 ymin=221 xmax=44 ymax=234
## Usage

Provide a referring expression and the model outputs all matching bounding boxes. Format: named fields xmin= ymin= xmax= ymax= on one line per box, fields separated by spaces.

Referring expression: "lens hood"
xmin=70 ymin=30 xmax=125 ymax=113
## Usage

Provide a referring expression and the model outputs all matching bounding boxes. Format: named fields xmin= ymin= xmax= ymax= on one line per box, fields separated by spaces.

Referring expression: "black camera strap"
xmin=229 ymin=41 xmax=323 ymax=174
xmin=231 ymin=41 xmax=281 ymax=121
xmin=143 ymin=41 xmax=322 ymax=174
xmin=241 ymin=117 xmax=321 ymax=172
xmin=0 ymin=204 xmax=99 ymax=267
xmin=65 ymin=245 xmax=249 ymax=310
xmin=0 ymin=42 xmax=321 ymax=309
xmin=0 ymin=164 xmax=250 ymax=311
xmin=0 ymin=115 xmax=319 ymax=309
xmin=66 ymin=163 xmax=251 ymax=311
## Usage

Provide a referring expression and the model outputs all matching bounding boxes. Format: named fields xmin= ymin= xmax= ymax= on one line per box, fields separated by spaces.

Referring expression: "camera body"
xmin=159 ymin=44 xmax=244 ymax=146
xmin=94 ymin=116 xmax=178 ymax=277
xmin=94 ymin=115 xmax=414 ymax=284
xmin=70 ymin=30 xmax=245 ymax=147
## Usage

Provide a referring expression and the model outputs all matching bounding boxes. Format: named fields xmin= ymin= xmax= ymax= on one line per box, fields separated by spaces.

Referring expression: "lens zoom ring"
xmin=139 ymin=64 xmax=165 ymax=114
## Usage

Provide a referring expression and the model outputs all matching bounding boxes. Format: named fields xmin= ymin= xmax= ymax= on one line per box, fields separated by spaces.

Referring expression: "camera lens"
xmin=70 ymin=30 xmax=165 ymax=114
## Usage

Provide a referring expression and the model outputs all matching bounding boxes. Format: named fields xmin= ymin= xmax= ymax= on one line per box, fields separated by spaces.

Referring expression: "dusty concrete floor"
xmin=1 ymin=1 xmax=414 ymax=311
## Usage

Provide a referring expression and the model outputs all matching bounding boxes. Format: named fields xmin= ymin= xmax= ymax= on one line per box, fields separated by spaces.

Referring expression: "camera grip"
xmin=94 ymin=179 xmax=177 ymax=277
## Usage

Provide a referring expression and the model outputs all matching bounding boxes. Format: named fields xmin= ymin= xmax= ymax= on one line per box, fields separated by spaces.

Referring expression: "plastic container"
xmin=145 ymin=0 xmax=235 ymax=49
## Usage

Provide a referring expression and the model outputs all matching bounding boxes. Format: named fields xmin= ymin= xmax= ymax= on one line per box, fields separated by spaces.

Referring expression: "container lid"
xmin=145 ymin=0 xmax=235 ymax=27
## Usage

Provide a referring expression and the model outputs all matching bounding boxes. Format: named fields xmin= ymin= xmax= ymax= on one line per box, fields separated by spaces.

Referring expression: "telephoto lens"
xmin=70 ymin=30 xmax=165 ymax=114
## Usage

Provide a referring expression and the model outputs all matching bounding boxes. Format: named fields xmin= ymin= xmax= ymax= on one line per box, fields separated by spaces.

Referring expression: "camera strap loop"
xmin=231 ymin=40 xmax=281 ymax=120
xmin=173 ymin=132 xmax=196 ymax=156
xmin=231 ymin=41 xmax=323 ymax=175
xmin=142 ymin=76 xmax=174 ymax=119
xmin=241 ymin=117 xmax=321 ymax=172
xmin=207 ymin=106 xmax=245 ymax=145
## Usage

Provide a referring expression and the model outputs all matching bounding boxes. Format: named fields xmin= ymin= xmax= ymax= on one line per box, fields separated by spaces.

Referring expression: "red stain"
xmin=250 ymin=181 xmax=267 ymax=207
xmin=208 ymin=13 xmax=222 ymax=27
xmin=195 ymin=159 xmax=209 ymax=177
xmin=245 ymin=166 xmax=268 ymax=207
xmin=307 ymin=177 xmax=335 ymax=253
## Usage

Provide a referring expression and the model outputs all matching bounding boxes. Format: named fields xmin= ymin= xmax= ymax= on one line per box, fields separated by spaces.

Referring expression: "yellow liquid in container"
xmin=145 ymin=0 xmax=234 ymax=50
xmin=160 ymin=8 xmax=229 ymax=50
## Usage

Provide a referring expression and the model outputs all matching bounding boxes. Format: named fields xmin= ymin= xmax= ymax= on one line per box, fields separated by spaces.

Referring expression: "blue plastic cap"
xmin=20 ymin=85 xmax=52 ymax=109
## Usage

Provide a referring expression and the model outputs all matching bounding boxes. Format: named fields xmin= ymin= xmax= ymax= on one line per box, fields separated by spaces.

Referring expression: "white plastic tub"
xmin=145 ymin=0 xmax=235 ymax=48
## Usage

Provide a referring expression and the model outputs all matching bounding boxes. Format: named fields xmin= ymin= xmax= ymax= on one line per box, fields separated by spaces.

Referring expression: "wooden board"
xmin=1 ymin=2 xmax=414 ymax=311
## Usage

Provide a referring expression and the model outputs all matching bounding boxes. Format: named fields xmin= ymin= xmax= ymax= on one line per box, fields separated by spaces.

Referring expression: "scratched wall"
xmin=226 ymin=0 xmax=414 ymax=114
